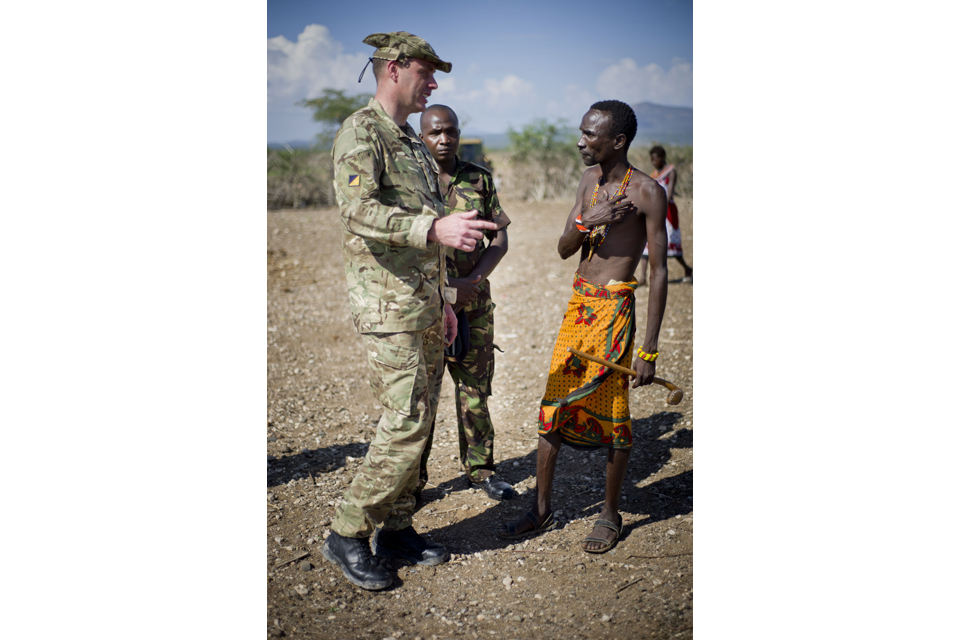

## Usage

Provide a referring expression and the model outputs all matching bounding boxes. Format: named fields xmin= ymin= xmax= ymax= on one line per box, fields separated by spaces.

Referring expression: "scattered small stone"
xmin=667 ymin=529 xmax=677 ymax=536
xmin=502 ymin=576 xmax=513 ymax=588
xmin=293 ymin=584 xmax=309 ymax=596
xmin=601 ymin=614 xmax=612 ymax=623
xmin=299 ymin=561 xmax=313 ymax=571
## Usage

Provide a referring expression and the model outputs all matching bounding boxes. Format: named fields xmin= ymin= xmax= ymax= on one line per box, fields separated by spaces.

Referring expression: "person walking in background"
xmin=637 ymin=145 xmax=692 ymax=284
xmin=417 ymin=104 xmax=515 ymax=503
xmin=322 ymin=31 xmax=498 ymax=591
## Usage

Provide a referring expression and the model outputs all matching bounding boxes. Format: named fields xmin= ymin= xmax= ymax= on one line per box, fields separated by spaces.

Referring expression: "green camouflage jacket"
xmin=443 ymin=157 xmax=510 ymax=309
xmin=332 ymin=98 xmax=449 ymax=334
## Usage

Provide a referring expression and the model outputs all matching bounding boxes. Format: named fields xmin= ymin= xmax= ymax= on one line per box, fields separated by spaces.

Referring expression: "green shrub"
xmin=267 ymin=147 xmax=334 ymax=209
xmin=501 ymin=120 xmax=581 ymax=201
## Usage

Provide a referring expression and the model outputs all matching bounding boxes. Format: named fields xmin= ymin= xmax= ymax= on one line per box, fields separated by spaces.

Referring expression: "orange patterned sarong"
xmin=537 ymin=274 xmax=637 ymax=449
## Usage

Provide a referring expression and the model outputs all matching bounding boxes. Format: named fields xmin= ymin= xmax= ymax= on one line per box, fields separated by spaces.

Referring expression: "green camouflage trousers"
xmin=419 ymin=300 xmax=498 ymax=485
xmin=332 ymin=318 xmax=444 ymax=538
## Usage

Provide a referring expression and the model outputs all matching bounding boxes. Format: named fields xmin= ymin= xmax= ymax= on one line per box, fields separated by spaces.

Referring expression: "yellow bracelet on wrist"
xmin=637 ymin=347 xmax=659 ymax=362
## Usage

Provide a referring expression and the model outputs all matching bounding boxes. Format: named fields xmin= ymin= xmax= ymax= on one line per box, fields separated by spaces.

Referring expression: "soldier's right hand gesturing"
xmin=429 ymin=210 xmax=499 ymax=251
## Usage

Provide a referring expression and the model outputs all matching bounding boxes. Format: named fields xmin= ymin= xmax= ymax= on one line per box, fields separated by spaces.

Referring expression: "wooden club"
xmin=567 ymin=346 xmax=684 ymax=405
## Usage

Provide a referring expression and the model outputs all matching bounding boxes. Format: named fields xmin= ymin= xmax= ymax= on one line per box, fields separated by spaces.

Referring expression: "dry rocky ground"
xmin=267 ymin=197 xmax=694 ymax=639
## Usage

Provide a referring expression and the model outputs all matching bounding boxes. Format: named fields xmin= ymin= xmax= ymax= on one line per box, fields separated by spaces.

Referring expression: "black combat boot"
xmin=373 ymin=526 xmax=450 ymax=566
xmin=469 ymin=475 xmax=516 ymax=501
xmin=321 ymin=530 xmax=392 ymax=590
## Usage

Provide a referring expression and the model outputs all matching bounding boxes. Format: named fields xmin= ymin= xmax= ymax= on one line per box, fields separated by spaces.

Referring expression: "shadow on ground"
xmin=267 ymin=411 xmax=692 ymax=557
xmin=419 ymin=412 xmax=692 ymax=554
xmin=267 ymin=441 xmax=371 ymax=488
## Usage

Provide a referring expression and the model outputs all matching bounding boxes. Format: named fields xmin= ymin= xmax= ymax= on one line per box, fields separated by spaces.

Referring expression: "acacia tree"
xmin=297 ymin=88 xmax=373 ymax=150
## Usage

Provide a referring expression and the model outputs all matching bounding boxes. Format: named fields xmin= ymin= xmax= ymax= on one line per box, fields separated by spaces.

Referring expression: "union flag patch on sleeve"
xmin=348 ymin=175 xmax=360 ymax=187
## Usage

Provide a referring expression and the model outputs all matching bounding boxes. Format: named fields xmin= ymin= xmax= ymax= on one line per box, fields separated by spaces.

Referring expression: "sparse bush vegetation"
xmin=267 ymin=147 xmax=334 ymax=209
xmin=499 ymin=120 xmax=581 ymax=201
xmin=265 ymin=121 xmax=692 ymax=210
xmin=490 ymin=121 xmax=693 ymax=202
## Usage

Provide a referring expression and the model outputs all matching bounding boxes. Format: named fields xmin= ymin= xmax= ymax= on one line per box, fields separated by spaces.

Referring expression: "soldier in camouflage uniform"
xmin=417 ymin=104 xmax=517 ymax=501
xmin=320 ymin=32 xmax=499 ymax=591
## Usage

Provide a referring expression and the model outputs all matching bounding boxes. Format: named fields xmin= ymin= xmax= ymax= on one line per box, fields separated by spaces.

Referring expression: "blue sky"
xmin=268 ymin=0 xmax=692 ymax=143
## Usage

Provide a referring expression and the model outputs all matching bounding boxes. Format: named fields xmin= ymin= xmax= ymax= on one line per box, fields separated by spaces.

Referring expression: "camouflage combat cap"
xmin=363 ymin=31 xmax=451 ymax=73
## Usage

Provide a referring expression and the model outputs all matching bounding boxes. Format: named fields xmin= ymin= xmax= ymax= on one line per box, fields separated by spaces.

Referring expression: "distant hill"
xmin=461 ymin=132 xmax=511 ymax=150
xmin=269 ymin=102 xmax=692 ymax=150
xmin=631 ymin=102 xmax=693 ymax=146
xmin=469 ymin=103 xmax=692 ymax=150
xmin=267 ymin=139 xmax=316 ymax=150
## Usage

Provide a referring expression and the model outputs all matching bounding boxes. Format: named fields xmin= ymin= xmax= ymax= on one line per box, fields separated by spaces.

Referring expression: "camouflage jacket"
xmin=442 ymin=157 xmax=510 ymax=309
xmin=332 ymin=98 xmax=449 ymax=334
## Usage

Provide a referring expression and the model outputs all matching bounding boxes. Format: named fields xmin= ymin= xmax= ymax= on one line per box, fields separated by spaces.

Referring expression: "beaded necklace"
xmin=585 ymin=165 xmax=633 ymax=260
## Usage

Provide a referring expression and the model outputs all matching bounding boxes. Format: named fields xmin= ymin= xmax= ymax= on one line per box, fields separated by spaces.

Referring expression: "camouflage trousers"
xmin=419 ymin=300 xmax=498 ymax=485
xmin=332 ymin=318 xmax=444 ymax=538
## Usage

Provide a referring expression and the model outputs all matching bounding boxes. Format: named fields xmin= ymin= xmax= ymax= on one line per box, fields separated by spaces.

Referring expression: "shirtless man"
xmin=496 ymin=100 xmax=668 ymax=554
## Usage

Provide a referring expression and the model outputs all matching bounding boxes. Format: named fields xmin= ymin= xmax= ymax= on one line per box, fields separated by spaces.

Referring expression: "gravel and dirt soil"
xmin=267 ymin=196 xmax=694 ymax=639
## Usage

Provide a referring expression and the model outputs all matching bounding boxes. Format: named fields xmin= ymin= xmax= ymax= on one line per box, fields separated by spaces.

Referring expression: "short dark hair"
xmin=420 ymin=104 xmax=459 ymax=128
xmin=649 ymin=145 xmax=666 ymax=158
xmin=590 ymin=100 xmax=637 ymax=150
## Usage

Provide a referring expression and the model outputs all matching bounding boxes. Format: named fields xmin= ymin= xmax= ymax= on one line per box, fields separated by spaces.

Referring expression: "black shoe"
xmin=470 ymin=475 xmax=516 ymax=501
xmin=373 ymin=526 xmax=450 ymax=566
xmin=320 ymin=531 xmax=392 ymax=591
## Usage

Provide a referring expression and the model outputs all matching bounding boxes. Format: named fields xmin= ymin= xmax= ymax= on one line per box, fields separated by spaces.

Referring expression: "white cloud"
xmin=595 ymin=58 xmax=692 ymax=107
xmin=267 ymin=24 xmax=376 ymax=108
xmin=429 ymin=74 xmax=538 ymax=132
xmin=430 ymin=76 xmax=457 ymax=101
xmin=467 ymin=74 xmax=536 ymax=108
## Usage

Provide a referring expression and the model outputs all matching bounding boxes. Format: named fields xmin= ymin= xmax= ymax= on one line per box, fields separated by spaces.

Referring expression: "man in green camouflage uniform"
xmin=320 ymin=32 xmax=499 ymax=591
xmin=417 ymin=104 xmax=517 ymax=501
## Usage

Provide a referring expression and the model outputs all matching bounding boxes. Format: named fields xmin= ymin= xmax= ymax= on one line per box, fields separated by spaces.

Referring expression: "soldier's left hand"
xmin=442 ymin=303 xmax=458 ymax=345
